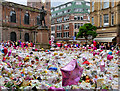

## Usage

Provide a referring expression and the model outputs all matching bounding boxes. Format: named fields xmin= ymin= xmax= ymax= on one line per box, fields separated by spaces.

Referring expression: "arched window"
xmin=37 ymin=16 xmax=40 ymax=25
xmin=10 ymin=32 xmax=16 ymax=41
xmin=25 ymin=33 xmax=29 ymax=42
xmin=10 ymin=11 xmax=16 ymax=23
xmin=24 ymin=13 xmax=30 ymax=24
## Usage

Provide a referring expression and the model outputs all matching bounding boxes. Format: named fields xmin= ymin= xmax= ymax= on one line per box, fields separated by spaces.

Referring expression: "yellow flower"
xmin=23 ymin=68 xmax=25 ymax=71
xmin=44 ymin=70 xmax=47 ymax=73
xmin=54 ymin=52 xmax=58 ymax=56
xmin=0 ymin=76 xmax=2 ymax=78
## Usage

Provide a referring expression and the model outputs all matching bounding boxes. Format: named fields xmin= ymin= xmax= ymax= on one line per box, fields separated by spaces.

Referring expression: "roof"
xmin=51 ymin=0 xmax=89 ymax=9
xmin=1 ymin=1 xmax=40 ymax=12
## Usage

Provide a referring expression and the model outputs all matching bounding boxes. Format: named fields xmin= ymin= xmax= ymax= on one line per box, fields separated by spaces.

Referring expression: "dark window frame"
xmin=10 ymin=11 xmax=16 ymax=23
xmin=24 ymin=13 xmax=30 ymax=25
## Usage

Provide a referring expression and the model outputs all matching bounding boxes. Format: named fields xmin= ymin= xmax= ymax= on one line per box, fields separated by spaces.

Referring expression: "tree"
xmin=76 ymin=23 xmax=97 ymax=42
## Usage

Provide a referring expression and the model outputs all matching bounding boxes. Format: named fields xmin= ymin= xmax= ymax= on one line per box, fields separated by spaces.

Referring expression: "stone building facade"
xmin=90 ymin=0 xmax=120 ymax=43
xmin=0 ymin=0 xmax=51 ymax=42
xmin=117 ymin=2 xmax=120 ymax=44
xmin=51 ymin=0 xmax=90 ymax=41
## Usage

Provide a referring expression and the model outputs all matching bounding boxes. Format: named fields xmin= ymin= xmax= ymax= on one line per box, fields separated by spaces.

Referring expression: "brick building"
xmin=51 ymin=0 xmax=90 ymax=41
xmin=0 ymin=0 xmax=51 ymax=42
xmin=90 ymin=0 xmax=120 ymax=44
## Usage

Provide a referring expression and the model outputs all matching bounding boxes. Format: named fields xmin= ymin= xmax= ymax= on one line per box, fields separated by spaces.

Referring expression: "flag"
xmin=60 ymin=59 xmax=83 ymax=86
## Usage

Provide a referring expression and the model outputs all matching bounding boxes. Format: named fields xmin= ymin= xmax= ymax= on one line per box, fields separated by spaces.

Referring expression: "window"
xmin=100 ymin=0 xmax=102 ymax=10
xmin=61 ymin=5 xmax=66 ymax=9
xmin=111 ymin=0 xmax=114 ymax=7
xmin=92 ymin=17 xmax=94 ymax=25
xmin=63 ymin=32 xmax=69 ymax=38
xmin=55 ymin=7 xmax=59 ymax=11
xmin=86 ymin=3 xmax=90 ymax=6
xmin=32 ymin=3 xmax=35 ymax=7
xmin=68 ymin=9 xmax=71 ymax=13
xmin=88 ymin=9 xmax=90 ymax=13
xmin=76 ymin=1 xmax=81 ymax=5
xmin=57 ymin=25 xmax=62 ymax=31
xmin=92 ymin=2 xmax=94 ymax=12
xmin=58 ymin=12 xmax=62 ymax=15
xmin=51 ymin=26 xmax=55 ymax=31
xmin=10 ymin=11 xmax=16 ymax=23
xmin=111 ymin=13 xmax=114 ymax=26
xmin=86 ymin=8 xmax=88 ymax=11
xmin=57 ymin=18 xmax=62 ymax=23
xmin=103 ymin=0 xmax=109 ymax=9
xmin=37 ymin=16 xmax=40 ymax=25
xmin=67 ymin=3 xmax=72 ymax=7
xmin=104 ymin=14 xmax=109 ymax=26
xmin=63 ymin=16 xmax=69 ymax=21
xmin=74 ymin=32 xmax=78 ymax=37
xmin=24 ymin=13 xmax=30 ymax=24
xmin=52 ymin=14 xmax=56 ymax=17
xmin=74 ymin=23 xmax=80 ymax=29
xmin=57 ymin=32 xmax=62 ymax=38
xmin=74 ymin=8 xmax=83 ymax=12
xmin=51 ymin=20 xmax=55 ymax=24
xmin=51 ymin=9 xmax=54 ymax=12
xmin=74 ymin=16 xmax=83 ymax=20
xmin=64 ymin=10 xmax=67 ymax=13
xmin=64 ymin=24 xmax=69 ymax=30
xmin=51 ymin=33 xmax=55 ymax=37
xmin=100 ymin=15 xmax=102 ymax=27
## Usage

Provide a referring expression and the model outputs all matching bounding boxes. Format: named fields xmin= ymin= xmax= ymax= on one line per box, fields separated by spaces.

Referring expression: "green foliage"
xmin=76 ymin=23 xmax=97 ymax=40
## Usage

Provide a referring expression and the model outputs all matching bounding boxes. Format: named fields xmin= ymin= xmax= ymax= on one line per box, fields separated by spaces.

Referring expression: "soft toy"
xmin=93 ymin=52 xmax=96 ymax=56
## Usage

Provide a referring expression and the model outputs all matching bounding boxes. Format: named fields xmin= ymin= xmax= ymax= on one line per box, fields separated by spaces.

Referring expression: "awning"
xmin=94 ymin=37 xmax=116 ymax=42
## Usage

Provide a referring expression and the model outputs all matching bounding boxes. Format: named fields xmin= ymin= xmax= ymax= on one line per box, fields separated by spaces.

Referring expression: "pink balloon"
xmin=107 ymin=55 xmax=113 ymax=60
xmin=48 ymin=87 xmax=56 ymax=91
xmin=56 ymin=87 xmax=65 ymax=91
xmin=93 ymin=47 xmax=97 ymax=50
xmin=93 ymin=52 xmax=96 ymax=56
xmin=8 ymin=50 xmax=12 ymax=57
xmin=88 ymin=47 xmax=91 ymax=49
xmin=97 ymin=52 xmax=99 ymax=55
xmin=110 ymin=55 xmax=113 ymax=59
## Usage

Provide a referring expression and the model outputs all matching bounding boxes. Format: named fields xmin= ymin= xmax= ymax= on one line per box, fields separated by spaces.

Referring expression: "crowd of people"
xmin=52 ymin=41 xmax=119 ymax=51
xmin=0 ymin=40 xmax=35 ymax=48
